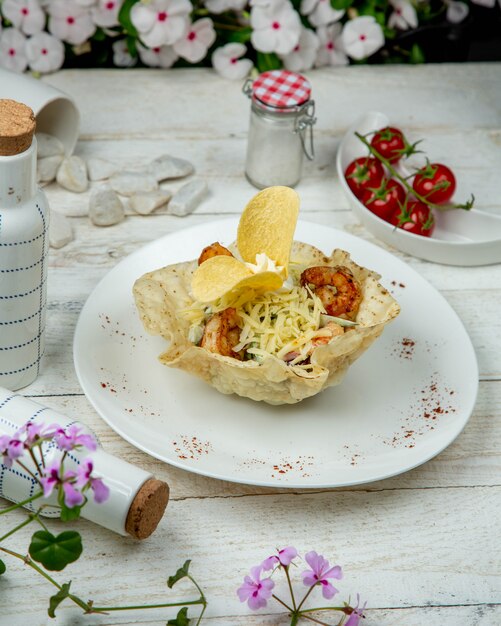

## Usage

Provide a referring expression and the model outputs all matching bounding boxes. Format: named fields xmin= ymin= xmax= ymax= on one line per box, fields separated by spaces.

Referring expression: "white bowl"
xmin=336 ymin=111 xmax=501 ymax=266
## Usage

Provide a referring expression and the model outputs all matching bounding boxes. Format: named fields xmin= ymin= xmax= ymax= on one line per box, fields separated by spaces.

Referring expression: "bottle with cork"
xmin=0 ymin=99 xmax=49 ymax=390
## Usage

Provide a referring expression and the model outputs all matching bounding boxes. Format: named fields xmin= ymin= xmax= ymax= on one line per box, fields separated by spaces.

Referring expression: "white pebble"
xmin=36 ymin=132 xmax=64 ymax=158
xmin=168 ymin=179 xmax=208 ymax=217
xmin=37 ymin=155 xmax=63 ymax=183
xmin=109 ymin=170 xmax=158 ymax=196
xmin=89 ymin=185 xmax=125 ymax=226
xmin=149 ymin=154 xmax=194 ymax=182
xmin=49 ymin=210 xmax=73 ymax=249
xmin=87 ymin=157 xmax=119 ymax=181
xmin=129 ymin=191 xmax=172 ymax=215
xmin=56 ymin=156 xmax=88 ymax=193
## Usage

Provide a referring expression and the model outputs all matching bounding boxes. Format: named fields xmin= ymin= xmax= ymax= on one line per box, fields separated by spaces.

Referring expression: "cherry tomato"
xmin=362 ymin=178 xmax=406 ymax=221
xmin=370 ymin=127 xmax=407 ymax=163
xmin=412 ymin=162 xmax=456 ymax=204
xmin=390 ymin=201 xmax=435 ymax=237
xmin=344 ymin=157 xmax=385 ymax=199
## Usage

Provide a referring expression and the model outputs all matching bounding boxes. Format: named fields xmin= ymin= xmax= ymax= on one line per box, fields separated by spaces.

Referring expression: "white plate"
xmin=336 ymin=111 xmax=501 ymax=266
xmin=74 ymin=219 xmax=478 ymax=488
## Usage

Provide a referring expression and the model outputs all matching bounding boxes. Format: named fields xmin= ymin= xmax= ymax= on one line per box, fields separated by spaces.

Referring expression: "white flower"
xmin=0 ymin=28 xmax=28 ymax=72
xmin=26 ymin=31 xmax=65 ymax=73
xmin=91 ymin=0 xmax=122 ymax=28
xmin=205 ymin=0 xmax=247 ymax=13
xmin=137 ymin=42 xmax=178 ymax=67
xmin=173 ymin=17 xmax=216 ymax=63
xmin=446 ymin=1 xmax=469 ymax=23
xmin=131 ymin=0 xmax=191 ymax=48
xmin=315 ymin=23 xmax=347 ymax=66
xmin=48 ymin=0 xmax=96 ymax=45
xmin=212 ymin=42 xmax=252 ymax=79
xmin=387 ymin=0 xmax=418 ymax=30
xmin=470 ymin=0 xmax=495 ymax=6
xmin=75 ymin=0 xmax=98 ymax=6
xmin=300 ymin=0 xmax=344 ymax=27
xmin=112 ymin=39 xmax=137 ymax=66
xmin=342 ymin=16 xmax=384 ymax=60
xmin=2 ymin=0 xmax=46 ymax=36
xmin=280 ymin=27 xmax=319 ymax=72
xmin=251 ymin=0 xmax=301 ymax=55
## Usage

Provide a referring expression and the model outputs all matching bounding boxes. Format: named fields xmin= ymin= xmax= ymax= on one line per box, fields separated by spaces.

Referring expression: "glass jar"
xmin=243 ymin=70 xmax=316 ymax=189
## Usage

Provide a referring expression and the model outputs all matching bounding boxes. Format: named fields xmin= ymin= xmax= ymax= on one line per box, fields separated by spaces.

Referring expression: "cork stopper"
xmin=0 ymin=99 xmax=36 ymax=157
xmin=125 ymin=478 xmax=169 ymax=540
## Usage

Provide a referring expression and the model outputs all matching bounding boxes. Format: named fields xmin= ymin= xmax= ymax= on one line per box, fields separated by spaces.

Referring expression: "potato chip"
xmin=191 ymin=256 xmax=253 ymax=303
xmin=227 ymin=271 xmax=283 ymax=300
xmin=237 ymin=186 xmax=299 ymax=274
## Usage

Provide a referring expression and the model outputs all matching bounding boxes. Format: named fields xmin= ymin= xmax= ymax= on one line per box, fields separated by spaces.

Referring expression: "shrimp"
xmin=310 ymin=322 xmax=344 ymax=348
xmin=198 ymin=242 xmax=233 ymax=266
xmin=200 ymin=308 xmax=243 ymax=359
xmin=300 ymin=265 xmax=362 ymax=321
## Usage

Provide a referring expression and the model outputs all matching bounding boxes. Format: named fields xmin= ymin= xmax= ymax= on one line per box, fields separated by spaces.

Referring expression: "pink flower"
xmin=173 ymin=18 xmax=216 ymax=63
xmin=22 ymin=421 xmax=59 ymax=446
xmin=131 ymin=0 xmax=191 ymax=48
xmin=212 ymin=42 xmax=252 ymax=80
xmin=40 ymin=459 xmax=84 ymax=508
xmin=315 ymin=23 xmax=348 ymax=67
xmin=2 ymin=0 xmax=46 ymax=36
xmin=0 ymin=28 xmax=28 ymax=73
xmin=251 ymin=0 xmax=301 ymax=55
xmin=26 ymin=32 xmax=65 ymax=74
xmin=262 ymin=546 xmax=298 ymax=570
xmin=54 ymin=424 xmax=97 ymax=452
xmin=280 ymin=27 xmax=319 ymax=72
xmin=341 ymin=16 xmax=384 ymax=61
xmin=0 ymin=433 xmax=25 ymax=468
xmin=137 ymin=42 xmax=178 ymax=67
xmin=76 ymin=458 xmax=110 ymax=503
xmin=48 ymin=0 xmax=96 ymax=45
xmin=387 ymin=0 xmax=418 ymax=30
xmin=301 ymin=551 xmax=342 ymax=599
xmin=237 ymin=565 xmax=275 ymax=610
xmin=300 ymin=0 xmax=344 ymax=28
xmin=345 ymin=594 xmax=367 ymax=626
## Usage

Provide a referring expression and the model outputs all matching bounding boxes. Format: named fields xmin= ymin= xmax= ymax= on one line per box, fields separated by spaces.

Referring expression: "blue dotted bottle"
xmin=0 ymin=101 xmax=49 ymax=390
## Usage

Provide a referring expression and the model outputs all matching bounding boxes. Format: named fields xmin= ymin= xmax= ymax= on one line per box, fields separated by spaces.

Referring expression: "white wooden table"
xmin=1 ymin=65 xmax=500 ymax=625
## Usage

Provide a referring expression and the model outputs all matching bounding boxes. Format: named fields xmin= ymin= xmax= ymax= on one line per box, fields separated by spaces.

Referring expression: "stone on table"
xmin=149 ymin=154 xmax=194 ymax=182
xmin=49 ymin=210 xmax=73 ymax=249
xmin=129 ymin=190 xmax=172 ymax=215
xmin=87 ymin=157 xmax=119 ymax=181
xmin=37 ymin=155 xmax=63 ymax=183
xmin=89 ymin=185 xmax=125 ymax=226
xmin=168 ymin=179 xmax=208 ymax=217
xmin=109 ymin=170 xmax=158 ymax=196
xmin=56 ymin=156 xmax=89 ymax=193
xmin=36 ymin=132 xmax=64 ymax=158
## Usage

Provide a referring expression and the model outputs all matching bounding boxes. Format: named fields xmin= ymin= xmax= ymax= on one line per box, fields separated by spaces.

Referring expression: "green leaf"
xmin=227 ymin=27 xmax=252 ymax=44
xmin=29 ymin=531 xmax=83 ymax=572
xmin=167 ymin=607 xmax=190 ymax=626
xmin=48 ymin=582 xmax=72 ymax=618
xmin=330 ymin=0 xmax=354 ymax=9
xmin=118 ymin=0 xmax=139 ymax=37
xmin=256 ymin=52 xmax=282 ymax=73
xmin=0 ymin=559 xmax=6 ymax=575
xmin=126 ymin=35 xmax=138 ymax=59
xmin=167 ymin=560 xmax=191 ymax=589
xmin=60 ymin=501 xmax=84 ymax=523
xmin=410 ymin=43 xmax=425 ymax=65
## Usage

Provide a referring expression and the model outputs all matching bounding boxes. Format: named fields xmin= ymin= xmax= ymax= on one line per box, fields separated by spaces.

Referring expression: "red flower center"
xmin=396 ymin=7 xmax=402 ymax=14
xmin=67 ymin=16 xmax=75 ymax=24
xmin=230 ymin=57 xmax=238 ymax=64
xmin=359 ymin=34 xmax=366 ymax=41
xmin=188 ymin=31 xmax=196 ymax=41
xmin=41 ymin=48 xmax=48 ymax=55
xmin=293 ymin=44 xmax=300 ymax=52
xmin=158 ymin=11 xmax=167 ymax=21
xmin=327 ymin=42 xmax=334 ymax=50
xmin=153 ymin=47 xmax=161 ymax=53
xmin=8 ymin=48 xmax=16 ymax=56
xmin=272 ymin=21 xmax=280 ymax=30
xmin=106 ymin=1 xmax=115 ymax=9
xmin=21 ymin=7 xmax=29 ymax=15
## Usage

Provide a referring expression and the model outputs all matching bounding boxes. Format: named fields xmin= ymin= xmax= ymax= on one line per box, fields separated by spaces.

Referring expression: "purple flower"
xmin=54 ymin=424 xmax=97 ymax=452
xmin=237 ymin=565 xmax=275 ymax=610
xmin=301 ymin=551 xmax=342 ymax=599
xmin=40 ymin=459 xmax=84 ymax=508
xmin=262 ymin=546 xmax=298 ymax=570
xmin=0 ymin=433 xmax=25 ymax=468
xmin=76 ymin=458 xmax=110 ymax=504
xmin=345 ymin=594 xmax=367 ymax=626
xmin=23 ymin=422 xmax=59 ymax=446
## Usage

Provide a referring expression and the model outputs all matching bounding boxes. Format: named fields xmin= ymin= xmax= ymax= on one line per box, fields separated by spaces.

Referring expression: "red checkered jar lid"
xmin=251 ymin=70 xmax=312 ymax=111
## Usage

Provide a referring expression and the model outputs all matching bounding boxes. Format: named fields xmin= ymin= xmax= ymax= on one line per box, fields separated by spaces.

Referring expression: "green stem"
xmin=285 ymin=566 xmax=298 ymax=612
xmin=89 ymin=599 xmax=205 ymax=613
xmin=212 ymin=22 xmax=240 ymax=31
xmin=300 ymin=606 xmax=345 ymax=613
xmin=0 ymin=516 xmax=34 ymax=542
xmin=188 ymin=574 xmax=207 ymax=626
xmin=272 ymin=594 xmax=294 ymax=613
xmin=300 ymin=614 xmax=331 ymax=626
xmin=28 ymin=446 xmax=43 ymax=473
xmin=296 ymin=585 xmax=315 ymax=612
xmin=0 ymin=491 xmax=43 ymax=515
xmin=17 ymin=459 xmax=42 ymax=486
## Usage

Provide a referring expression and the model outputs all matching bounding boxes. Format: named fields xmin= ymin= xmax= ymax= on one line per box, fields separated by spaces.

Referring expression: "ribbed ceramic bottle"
xmin=0 ymin=102 xmax=49 ymax=390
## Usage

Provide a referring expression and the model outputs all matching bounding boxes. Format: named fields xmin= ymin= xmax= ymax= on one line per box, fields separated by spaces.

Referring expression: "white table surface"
xmin=1 ymin=64 xmax=500 ymax=625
